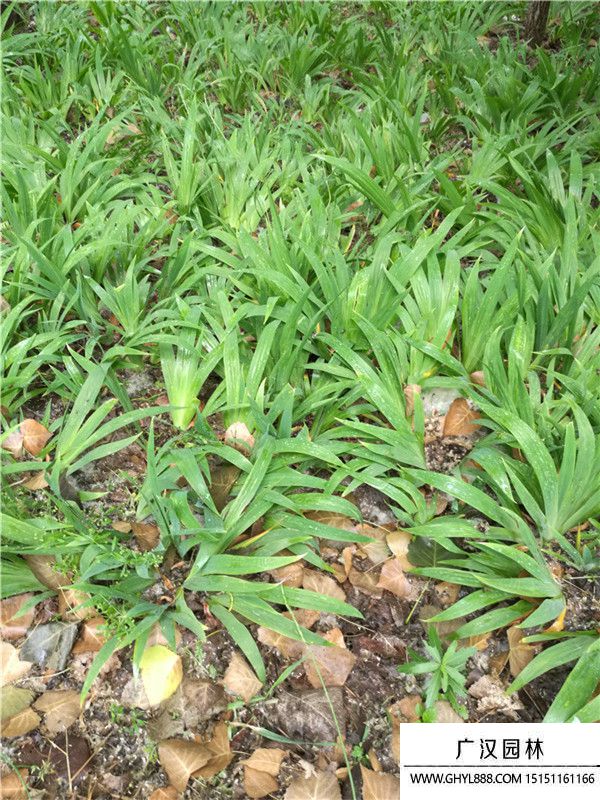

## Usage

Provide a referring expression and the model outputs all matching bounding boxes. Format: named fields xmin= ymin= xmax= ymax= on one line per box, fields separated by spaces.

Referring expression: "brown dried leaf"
xmin=348 ymin=566 xmax=382 ymax=597
xmin=23 ymin=470 xmax=48 ymax=490
xmin=385 ymin=530 xmax=413 ymax=569
xmin=243 ymin=748 xmax=286 ymax=776
xmin=377 ymin=559 xmax=419 ymax=600
xmin=270 ymin=562 xmax=304 ymax=588
xmin=0 ymin=686 xmax=34 ymax=722
xmin=146 ymin=622 xmax=182 ymax=649
xmin=24 ymin=555 xmax=69 ymax=589
xmin=208 ymin=464 xmax=240 ymax=512
xmin=1 ymin=430 xmax=24 ymax=458
xmin=0 ymin=707 xmax=40 ymax=737
xmin=443 ymin=398 xmax=480 ymax=437
xmin=192 ymin=722 xmax=232 ymax=779
xmin=360 ymin=767 xmax=400 ymax=800
xmin=403 ymin=383 xmax=422 ymax=417
xmin=72 ymin=617 xmax=107 ymax=653
xmin=470 ymin=370 xmax=486 ymax=387
xmin=158 ymin=740 xmax=211 ymax=792
xmin=468 ymin=676 xmax=523 ymax=720
xmin=20 ymin=419 xmax=52 ymax=456
xmin=0 ymin=769 xmax=29 ymax=798
xmin=434 ymin=582 xmax=460 ymax=607
xmin=58 ymin=588 xmax=94 ymax=621
xmin=305 ymin=510 xmax=356 ymax=533
xmin=112 ymin=520 xmax=132 ymax=533
xmin=182 ymin=679 xmax=227 ymax=728
xmin=0 ymin=594 xmax=35 ymax=640
xmin=285 ymin=770 xmax=342 ymax=800
xmin=434 ymin=700 xmax=465 ymax=722
xmin=302 ymin=570 xmax=346 ymax=602
xmin=243 ymin=748 xmax=286 ymax=799
xmin=359 ymin=526 xmax=391 ymax=565
xmin=33 ymin=690 xmax=80 ymax=734
xmin=507 ymin=626 xmax=536 ymax=677
xmin=304 ymin=628 xmax=356 ymax=688
xmin=222 ymin=652 xmax=262 ymax=702
xmin=224 ymin=421 xmax=255 ymax=453
xmin=148 ymin=788 xmax=179 ymax=800
xmin=244 ymin=767 xmax=278 ymax=799
xmin=0 ymin=642 xmax=32 ymax=685
xmin=131 ymin=521 xmax=160 ymax=551
xmin=257 ymin=609 xmax=320 ymax=660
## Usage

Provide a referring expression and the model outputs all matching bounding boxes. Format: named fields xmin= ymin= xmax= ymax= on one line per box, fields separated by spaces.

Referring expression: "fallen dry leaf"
xmin=33 ymin=689 xmax=80 ymax=734
xmin=140 ymin=646 xmax=183 ymax=707
xmin=243 ymin=748 xmax=286 ymax=799
xmin=208 ymin=463 xmax=240 ymax=511
xmin=1 ymin=686 xmax=34 ymax=722
xmin=58 ymin=588 xmax=94 ymax=621
xmin=468 ymin=675 xmax=523 ymax=720
xmin=360 ymin=766 xmax=400 ymax=800
xmin=257 ymin=610 xmax=320 ymax=660
xmin=159 ymin=739 xmax=210 ymax=791
xmin=0 ymin=769 xmax=29 ymax=799
xmin=443 ymin=398 xmax=480 ymax=437
xmin=72 ymin=617 xmax=107 ymax=653
xmin=359 ymin=527 xmax=391 ymax=565
xmin=0 ymin=642 xmax=32 ymax=686
xmin=222 ymin=651 xmax=262 ymax=702
xmin=386 ymin=530 xmax=413 ymax=569
xmin=192 ymin=722 xmax=232 ymax=779
xmin=243 ymin=748 xmax=286 ymax=775
xmin=434 ymin=581 xmax=460 ymax=607
xmin=148 ymin=788 xmax=179 ymax=800
xmin=146 ymin=622 xmax=182 ymax=649
xmin=0 ymin=594 xmax=35 ymax=640
xmin=182 ymin=679 xmax=227 ymax=729
xmin=404 ymin=384 xmax=422 ymax=417
xmin=434 ymin=700 xmax=465 ymax=723
xmin=270 ymin=562 xmax=304 ymax=588
xmin=304 ymin=628 xmax=356 ymax=688
xmin=545 ymin=606 xmax=566 ymax=633
xmin=224 ymin=421 xmax=255 ymax=453
xmin=131 ymin=521 xmax=160 ymax=551
xmin=302 ymin=569 xmax=346 ymax=602
xmin=244 ymin=768 xmax=278 ymax=799
xmin=24 ymin=555 xmax=68 ymax=589
xmin=377 ymin=558 xmax=415 ymax=599
xmin=348 ymin=566 xmax=382 ymax=597
xmin=23 ymin=470 xmax=48 ymax=490
xmin=1 ymin=430 xmax=24 ymax=458
xmin=507 ymin=626 xmax=536 ymax=677
xmin=0 ymin=707 xmax=40 ymax=738
xmin=387 ymin=705 xmax=400 ymax=763
xmin=285 ymin=770 xmax=341 ymax=800
xmin=20 ymin=419 xmax=52 ymax=456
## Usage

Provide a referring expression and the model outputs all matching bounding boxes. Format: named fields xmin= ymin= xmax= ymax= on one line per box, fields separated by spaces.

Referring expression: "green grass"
xmin=1 ymin=1 xmax=599 ymax=722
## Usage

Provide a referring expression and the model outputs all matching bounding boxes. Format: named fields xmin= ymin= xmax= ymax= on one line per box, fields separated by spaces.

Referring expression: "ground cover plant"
xmin=1 ymin=1 xmax=599 ymax=798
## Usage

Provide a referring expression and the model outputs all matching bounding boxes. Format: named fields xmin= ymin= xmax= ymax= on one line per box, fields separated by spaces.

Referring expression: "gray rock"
xmin=21 ymin=623 xmax=78 ymax=671
xmin=276 ymin=687 xmax=345 ymax=743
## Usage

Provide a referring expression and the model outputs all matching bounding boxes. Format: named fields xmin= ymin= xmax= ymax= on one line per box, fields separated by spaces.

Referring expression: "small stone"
xmin=20 ymin=623 xmax=78 ymax=671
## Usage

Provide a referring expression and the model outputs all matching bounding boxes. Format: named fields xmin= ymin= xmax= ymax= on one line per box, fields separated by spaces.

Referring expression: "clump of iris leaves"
xmin=1 ymin=1 xmax=599 ymax=723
